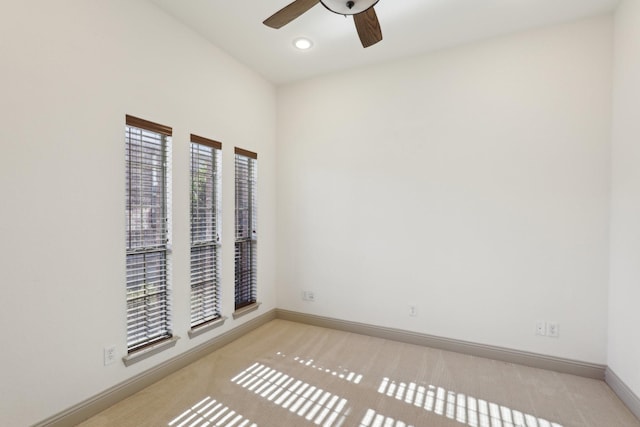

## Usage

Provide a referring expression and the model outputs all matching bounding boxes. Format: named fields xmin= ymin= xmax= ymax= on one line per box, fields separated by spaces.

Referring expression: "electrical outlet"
xmin=535 ymin=321 xmax=546 ymax=336
xmin=104 ymin=346 xmax=116 ymax=366
xmin=302 ymin=291 xmax=315 ymax=302
xmin=409 ymin=305 xmax=417 ymax=317
xmin=547 ymin=322 xmax=559 ymax=338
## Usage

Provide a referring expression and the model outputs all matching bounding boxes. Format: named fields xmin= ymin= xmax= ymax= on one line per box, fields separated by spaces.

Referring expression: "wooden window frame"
xmin=234 ymin=147 xmax=258 ymax=314
xmin=124 ymin=115 xmax=175 ymax=359
xmin=189 ymin=134 xmax=226 ymax=336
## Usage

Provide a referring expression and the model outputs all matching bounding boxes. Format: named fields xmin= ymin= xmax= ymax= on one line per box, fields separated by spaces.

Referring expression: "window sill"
xmin=232 ymin=302 xmax=261 ymax=320
xmin=122 ymin=336 xmax=180 ymax=367
xmin=188 ymin=316 xmax=228 ymax=339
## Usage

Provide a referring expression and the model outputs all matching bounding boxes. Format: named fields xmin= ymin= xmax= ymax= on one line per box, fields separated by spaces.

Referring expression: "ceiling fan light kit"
xmin=320 ymin=0 xmax=379 ymax=15
xmin=263 ymin=0 xmax=383 ymax=48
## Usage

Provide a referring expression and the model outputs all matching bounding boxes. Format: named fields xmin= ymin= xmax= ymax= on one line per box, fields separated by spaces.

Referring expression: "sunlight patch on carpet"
xmin=275 ymin=351 xmax=364 ymax=384
xmin=360 ymin=408 xmax=414 ymax=427
xmin=231 ymin=362 xmax=351 ymax=426
xmin=167 ymin=396 xmax=257 ymax=427
xmin=377 ymin=377 xmax=563 ymax=427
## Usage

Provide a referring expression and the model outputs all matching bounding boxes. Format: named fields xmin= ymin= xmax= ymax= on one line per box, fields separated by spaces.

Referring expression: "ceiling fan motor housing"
xmin=320 ymin=0 xmax=379 ymax=15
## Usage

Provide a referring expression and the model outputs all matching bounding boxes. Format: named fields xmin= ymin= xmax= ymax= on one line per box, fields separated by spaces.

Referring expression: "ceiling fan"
xmin=263 ymin=0 xmax=383 ymax=48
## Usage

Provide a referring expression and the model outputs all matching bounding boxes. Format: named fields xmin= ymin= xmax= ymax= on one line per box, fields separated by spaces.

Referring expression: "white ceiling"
xmin=150 ymin=0 xmax=620 ymax=85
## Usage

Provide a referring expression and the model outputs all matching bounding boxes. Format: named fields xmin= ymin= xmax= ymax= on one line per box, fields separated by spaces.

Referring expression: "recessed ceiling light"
xmin=293 ymin=37 xmax=313 ymax=51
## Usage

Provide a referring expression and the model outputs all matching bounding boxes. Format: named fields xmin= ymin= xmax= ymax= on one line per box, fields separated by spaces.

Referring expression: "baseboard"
xmin=606 ymin=367 xmax=640 ymax=421
xmin=33 ymin=308 xmax=620 ymax=426
xmin=34 ymin=309 xmax=277 ymax=427
xmin=275 ymin=309 xmax=606 ymax=380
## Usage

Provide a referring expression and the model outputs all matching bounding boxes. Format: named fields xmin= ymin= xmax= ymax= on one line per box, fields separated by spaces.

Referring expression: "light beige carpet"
xmin=80 ymin=319 xmax=640 ymax=427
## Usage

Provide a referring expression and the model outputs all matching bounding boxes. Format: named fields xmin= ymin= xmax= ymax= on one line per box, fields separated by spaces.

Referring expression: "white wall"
xmin=0 ymin=1 xmax=277 ymax=425
xmin=609 ymin=0 xmax=640 ymax=399
xmin=0 ymin=2 xmax=627 ymax=424
xmin=277 ymin=16 xmax=613 ymax=364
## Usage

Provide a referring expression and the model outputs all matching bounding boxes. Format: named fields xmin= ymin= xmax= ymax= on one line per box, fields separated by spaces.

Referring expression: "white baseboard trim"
xmin=34 ymin=309 xmax=277 ymax=427
xmin=606 ymin=367 xmax=640 ymax=421
xmin=275 ymin=309 xmax=607 ymax=380
xmin=36 ymin=309 xmax=640 ymax=427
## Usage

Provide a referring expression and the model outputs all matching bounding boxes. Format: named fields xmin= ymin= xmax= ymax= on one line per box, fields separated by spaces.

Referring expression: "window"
xmin=190 ymin=134 xmax=222 ymax=331
xmin=125 ymin=115 xmax=173 ymax=355
xmin=234 ymin=148 xmax=258 ymax=312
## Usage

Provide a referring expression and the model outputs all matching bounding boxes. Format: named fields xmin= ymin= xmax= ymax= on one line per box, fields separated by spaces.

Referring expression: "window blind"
xmin=125 ymin=115 xmax=172 ymax=353
xmin=234 ymin=148 xmax=257 ymax=310
xmin=190 ymin=134 xmax=222 ymax=328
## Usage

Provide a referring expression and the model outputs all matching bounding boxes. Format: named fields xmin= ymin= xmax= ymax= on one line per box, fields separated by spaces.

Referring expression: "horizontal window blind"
xmin=190 ymin=134 xmax=222 ymax=328
xmin=125 ymin=115 xmax=172 ymax=353
xmin=234 ymin=148 xmax=257 ymax=310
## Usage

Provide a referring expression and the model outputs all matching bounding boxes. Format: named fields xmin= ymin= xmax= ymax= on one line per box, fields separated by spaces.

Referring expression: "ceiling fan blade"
xmin=263 ymin=0 xmax=320 ymax=29
xmin=354 ymin=7 xmax=383 ymax=48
